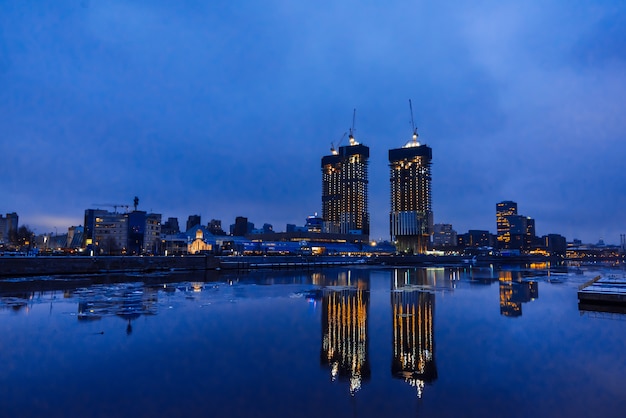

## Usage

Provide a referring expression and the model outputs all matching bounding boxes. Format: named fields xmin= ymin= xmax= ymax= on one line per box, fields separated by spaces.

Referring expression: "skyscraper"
xmin=496 ymin=200 xmax=517 ymax=248
xmin=321 ymin=133 xmax=369 ymax=237
xmin=389 ymin=131 xmax=433 ymax=253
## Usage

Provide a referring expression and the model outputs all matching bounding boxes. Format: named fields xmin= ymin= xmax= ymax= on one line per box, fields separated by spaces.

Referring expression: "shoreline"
xmin=0 ymin=253 xmax=577 ymax=280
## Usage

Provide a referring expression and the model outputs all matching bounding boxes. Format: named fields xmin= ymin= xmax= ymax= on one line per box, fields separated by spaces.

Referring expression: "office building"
xmin=432 ymin=223 xmax=456 ymax=248
xmin=496 ymin=201 xmax=517 ymax=248
xmin=389 ymin=131 xmax=433 ymax=253
xmin=208 ymin=219 xmax=226 ymax=236
xmin=84 ymin=208 xmax=161 ymax=255
xmin=321 ymin=133 xmax=369 ymax=237
xmin=186 ymin=215 xmax=201 ymax=231
xmin=162 ymin=217 xmax=180 ymax=235
xmin=457 ymin=230 xmax=494 ymax=248
xmin=0 ymin=212 xmax=18 ymax=244
xmin=232 ymin=216 xmax=249 ymax=236
xmin=496 ymin=201 xmax=538 ymax=251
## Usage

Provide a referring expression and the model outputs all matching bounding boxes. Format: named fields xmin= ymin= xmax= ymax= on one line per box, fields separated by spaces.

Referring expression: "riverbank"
xmin=0 ymin=255 xmax=369 ymax=278
xmin=0 ymin=253 xmax=570 ymax=279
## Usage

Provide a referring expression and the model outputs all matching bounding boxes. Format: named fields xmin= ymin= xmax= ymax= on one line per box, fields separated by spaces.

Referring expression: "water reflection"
xmin=320 ymin=269 xmax=371 ymax=396
xmin=1 ymin=266 xmax=626 ymax=417
xmin=75 ymin=283 xmax=159 ymax=334
xmin=498 ymin=271 xmax=539 ymax=317
xmin=391 ymin=271 xmax=436 ymax=398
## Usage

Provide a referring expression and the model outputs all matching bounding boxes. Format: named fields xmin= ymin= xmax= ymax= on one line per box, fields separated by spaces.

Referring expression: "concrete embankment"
xmin=0 ymin=255 xmax=369 ymax=278
xmin=216 ymin=255 xmax=364 ymax=270
xmin=0 ymin=255 xmax=218 ymax=278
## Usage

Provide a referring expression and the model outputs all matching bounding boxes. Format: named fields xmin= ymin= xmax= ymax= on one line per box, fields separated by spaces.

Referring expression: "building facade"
xmin=432 ymin=223 xmax=457 ymax=248
xmin=0 ymin=212 xmax=18 ymax=244
xmin=389 ymin=133 xmax=433 ymax=254
xmin=496 ymin=201 xmax=517 ymax=248
xmin=321 ymin=138 xmax=369 ymax=237
xmin=84 ymin=208 xmax=161 ymax=255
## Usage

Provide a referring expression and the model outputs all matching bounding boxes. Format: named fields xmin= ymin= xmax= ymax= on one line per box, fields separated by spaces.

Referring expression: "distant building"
xmin=457 ymin=230 xmax=493 ymax=248
xmin=0 ymin=212 xmax=18 ymax=244
xmin=496 ymin=201 xmax=517 ymax=248
xmin=306 ymin=214 xmax=323 ymax=232
xmin=85 ymin=209 xmax=128 ymax=255
xmin=389 ymin=131 xmax=433 ymax=253
xmin=321 ymin=132 xmax=370 ymax=237
xmin=144 ymin=213 xmax=162 ymax=254
xmin=432 ymin=224 xmax=456 ymax=248
xmin=208 ymin=219 xmax=226 ymax=236
xmin=286 ymin=223 xmax=307 ymax=233
xmin=543 ymin=234 xmax=567 ymax=257
xmin=505 ymin=214 xmax=527 ymax=250
xmin=186 ymin=215 xmax=201 ymax=231
xmin=66 ymin=226 xmax=84 ymax=249
xmin=262 ymin=223 xmax=274 ymax=234
xmin=83 ymin=209 xmax=161 ymax=255
xmin=128 ymin=211 xmax=147 ymax=255
xmin=232 ymin=216 xmax=249 ymax=236
xmin=162 ymin=217 xmax=180 ymax=235
xmin=496 ymin=202 xmax=537 ymax=251
xmin=187 ymin=227 xmax=214 ymax=254
xmin=525 ymin=217 xmax=537 ymax=248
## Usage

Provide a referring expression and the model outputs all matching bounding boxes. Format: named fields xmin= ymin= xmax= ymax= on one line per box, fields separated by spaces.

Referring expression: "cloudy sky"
xmin=1 ymin=0 xmax=625 ymax=243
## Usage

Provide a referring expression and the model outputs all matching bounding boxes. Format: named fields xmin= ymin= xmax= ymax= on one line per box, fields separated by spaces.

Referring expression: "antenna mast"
xmin=409 ymin=99 xmax=418 ymax=143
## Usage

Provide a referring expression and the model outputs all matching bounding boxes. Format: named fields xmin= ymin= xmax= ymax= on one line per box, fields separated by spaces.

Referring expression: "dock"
xmin=578 ymin=275 xmax=626 ymax=313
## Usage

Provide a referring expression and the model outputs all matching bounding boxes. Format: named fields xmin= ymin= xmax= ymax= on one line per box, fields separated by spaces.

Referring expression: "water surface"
xmin=1 ymin=265 xmax=624 ymax=417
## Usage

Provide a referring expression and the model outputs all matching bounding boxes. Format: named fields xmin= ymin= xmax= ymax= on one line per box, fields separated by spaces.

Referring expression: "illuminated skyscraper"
xmin=389 ymin=130 xmax=433 ymax=253
xmin=496 ymin=201 xmax=517 ymax=247
xmin=321 ymin=133 xmax=369 ymax=236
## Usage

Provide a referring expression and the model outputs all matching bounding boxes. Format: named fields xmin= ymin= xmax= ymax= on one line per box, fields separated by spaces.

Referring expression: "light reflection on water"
xmin=0 ymin=265 xmax=625 ymax=417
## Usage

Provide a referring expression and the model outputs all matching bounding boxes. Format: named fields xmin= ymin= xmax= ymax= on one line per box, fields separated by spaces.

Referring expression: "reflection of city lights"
xmin=192 ymin=283 xmax=203 ymax=292
xmin=321 ymin=286 xmax=370 ymax=396
xmin=350 ymin=374 xmax=361 ymax=395
xmin=392 ymin=286 xmax=436 ymax=397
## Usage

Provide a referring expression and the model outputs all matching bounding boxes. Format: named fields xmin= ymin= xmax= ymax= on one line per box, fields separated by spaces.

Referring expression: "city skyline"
xmin=1 ymin=1 xmax=625 ymax=243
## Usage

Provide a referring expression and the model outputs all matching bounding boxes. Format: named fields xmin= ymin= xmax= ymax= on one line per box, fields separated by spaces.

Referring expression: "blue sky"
xmin=1 ymin=0 xmax=625 ymax=243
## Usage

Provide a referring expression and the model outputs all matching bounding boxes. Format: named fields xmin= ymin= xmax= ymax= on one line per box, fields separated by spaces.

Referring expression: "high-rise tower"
xmin=389 ymin=128 xmax=433 ymax=254
xmin=496 ymin=200 xmax=517 ymax=248
xmin=321 ymin=124 xmax=369 ymax=237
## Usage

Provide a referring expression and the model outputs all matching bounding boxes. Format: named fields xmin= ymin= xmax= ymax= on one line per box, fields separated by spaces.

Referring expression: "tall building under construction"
xmin=321 ymin=132 xmax=370 ymax=237
xmin=389 ymin=130 xmax=433 ymax=253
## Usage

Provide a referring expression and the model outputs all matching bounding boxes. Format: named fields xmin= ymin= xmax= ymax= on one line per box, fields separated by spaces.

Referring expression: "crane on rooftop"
xmin=348 ymin=108 xmax=357 ymax=145
xmin=409 ymin=99 xmax=419 ymax=144
xmin=330 ymin=132 xmax=347 ymax=155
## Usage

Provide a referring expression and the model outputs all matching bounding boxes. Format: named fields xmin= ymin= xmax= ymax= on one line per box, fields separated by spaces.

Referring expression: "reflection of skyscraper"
xmin=321 ymin=276 xmax=370 ymax=395
xmin=499 ymin=280 xmax=538 ymax=317
xmin=391 ymin=277 xmax=437 ymax=397
xmin=389 ymin=132 xmax=433 ymax=254
xmin=321 ymin=135 xmax=370 ymax=237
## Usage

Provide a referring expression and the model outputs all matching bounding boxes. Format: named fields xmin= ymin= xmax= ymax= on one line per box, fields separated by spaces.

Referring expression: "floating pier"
xmin=578 ymin=275 xmax=626 ymax=314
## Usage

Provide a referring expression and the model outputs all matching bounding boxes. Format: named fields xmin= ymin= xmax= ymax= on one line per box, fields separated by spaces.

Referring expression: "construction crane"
xmin=348 ymin=108 xmax=357 ymax=145
xmin=330 ymin=132 xmax=347 ymax=155
xmin=91 ymin=203 xmax=130 ymax=213
xmin=409 ymin=99 xmax=418 ymax=144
